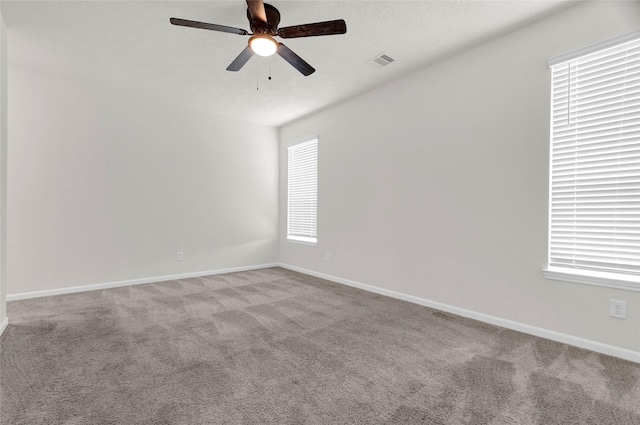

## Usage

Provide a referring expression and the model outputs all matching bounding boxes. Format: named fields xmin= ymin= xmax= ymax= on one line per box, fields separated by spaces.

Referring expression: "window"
xmin=545 ymin=33 xmax=640 ymax=289
xmin=287 ymin=139 xmax=318 ymax=244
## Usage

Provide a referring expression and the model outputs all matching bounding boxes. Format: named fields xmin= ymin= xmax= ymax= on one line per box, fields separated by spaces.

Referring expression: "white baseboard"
xmin=0 ymin=317 xmax=8 ymax=336
xmin=279 ymin=263 xmax=640 ymax=364
xmin=7 ymin=263 xmax=279 ymax=301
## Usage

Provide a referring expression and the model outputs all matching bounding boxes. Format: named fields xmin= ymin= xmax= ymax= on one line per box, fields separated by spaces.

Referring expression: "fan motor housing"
xmin=248 ymin=3 xmax=281 ymax=34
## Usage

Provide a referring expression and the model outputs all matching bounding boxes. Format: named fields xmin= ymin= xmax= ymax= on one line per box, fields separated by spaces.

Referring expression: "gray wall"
xmin=7 ymin=68 xmax=279 ymax=294
xmin=279 ymin=1 xmax=640 ymax=352
xmin=0 ymin=10 xmax=7 ymax=330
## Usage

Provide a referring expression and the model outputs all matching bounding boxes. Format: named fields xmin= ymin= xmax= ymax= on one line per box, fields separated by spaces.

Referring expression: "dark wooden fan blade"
xmin=170 ymin=18 xmax=249 ymax=35
xmin=277 ymin=43 xmax=315 ymax=76
xmin=246 ymin=0 xmax=267 ymax=24
xmin=277 ymin=19 xmax=346 ymax=38
xmin=226 ymin=46 xmax=255 ymax=71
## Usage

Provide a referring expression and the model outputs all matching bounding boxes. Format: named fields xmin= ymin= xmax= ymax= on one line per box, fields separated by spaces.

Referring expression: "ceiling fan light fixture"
xmin=171 ymin=0 xmax=346 ymax=76
xmin=249 ymin=35 xmax=277 ymax=57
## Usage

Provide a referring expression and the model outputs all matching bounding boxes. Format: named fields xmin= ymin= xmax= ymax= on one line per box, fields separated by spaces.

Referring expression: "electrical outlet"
xmin=609 ymin=299 xmax=626 ymax=319
xmin=177 ymin=251 xmax=184 ymax=261
xmin=325 ymin=252 xmax=331 ymax=262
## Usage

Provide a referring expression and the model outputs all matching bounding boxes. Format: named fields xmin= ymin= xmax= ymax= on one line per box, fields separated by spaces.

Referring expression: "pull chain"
xmin=256 ymin=59 xmax=273 ymax=89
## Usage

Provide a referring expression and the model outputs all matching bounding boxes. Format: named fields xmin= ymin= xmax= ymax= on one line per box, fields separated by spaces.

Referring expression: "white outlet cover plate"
xmin=609 ymin=299 xmax=627 ymax=319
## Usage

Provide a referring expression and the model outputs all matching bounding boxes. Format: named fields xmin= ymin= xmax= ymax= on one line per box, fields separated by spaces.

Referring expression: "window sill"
xmin=542 ymin=267 xmax=640 ymax=292
xmin=287 ymin=236 xmax=318 ymax=246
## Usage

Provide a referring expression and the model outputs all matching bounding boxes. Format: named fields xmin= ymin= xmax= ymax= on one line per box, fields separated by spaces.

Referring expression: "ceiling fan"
xmin=170 ymin=0 xmax=347 ymax=77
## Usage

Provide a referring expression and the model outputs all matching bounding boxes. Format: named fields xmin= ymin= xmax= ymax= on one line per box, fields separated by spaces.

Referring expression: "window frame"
xmin=543 ymin=31 xmax=640 ymax=291
xmin=286 ymin=137 xmax=318 ymax=246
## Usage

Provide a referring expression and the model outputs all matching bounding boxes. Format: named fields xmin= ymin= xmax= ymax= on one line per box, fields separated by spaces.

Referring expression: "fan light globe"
xmin=250 ymin=35 xmax=277 ymax=57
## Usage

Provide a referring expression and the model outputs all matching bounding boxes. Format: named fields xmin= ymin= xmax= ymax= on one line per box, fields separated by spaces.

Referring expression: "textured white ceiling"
xmin=1 ymin=0 xmax=578 ymax=126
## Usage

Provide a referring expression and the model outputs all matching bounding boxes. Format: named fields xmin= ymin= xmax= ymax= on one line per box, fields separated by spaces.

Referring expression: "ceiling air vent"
xmin=368 ymin=53 xmax=395 ymax=69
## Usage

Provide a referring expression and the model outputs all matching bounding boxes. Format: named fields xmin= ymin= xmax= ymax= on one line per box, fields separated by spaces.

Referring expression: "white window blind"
xmin=548 ymin=36 xmax=640 ymax=280
xmin=287 ymin=139 xmax=318 ymax=244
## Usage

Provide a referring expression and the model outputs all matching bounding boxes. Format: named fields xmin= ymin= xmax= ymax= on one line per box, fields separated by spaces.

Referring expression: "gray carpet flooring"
xmin=1 ymin=267 xmax=640 ymax=424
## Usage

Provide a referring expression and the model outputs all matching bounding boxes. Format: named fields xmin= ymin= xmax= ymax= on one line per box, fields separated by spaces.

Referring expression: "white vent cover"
xmin=367 ymin=53 xmax=395 ymax=68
